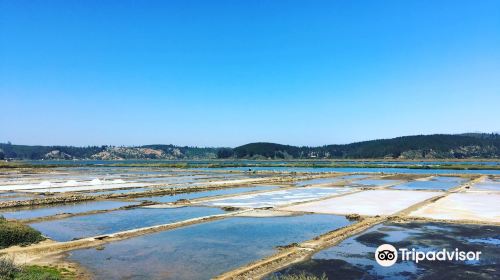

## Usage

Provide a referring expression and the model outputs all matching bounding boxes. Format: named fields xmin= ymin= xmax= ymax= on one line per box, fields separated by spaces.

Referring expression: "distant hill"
xmin=1 ymin=133 xmax=499 ymax=160
xmin=232 ymin=134 xmax=500 ymax=159
xmin=0 ymin=144 xmax=220 ymax=160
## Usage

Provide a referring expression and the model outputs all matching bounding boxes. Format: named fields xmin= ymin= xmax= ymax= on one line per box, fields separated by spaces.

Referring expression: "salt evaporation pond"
xmin=30 ymin=206 xmax=225 ymax=241
xmin=138 ymin=185 xmax=280 ymax=203
xmin=207 ymin=166 xmax=500 ymax=175
xmin=0 ymin=195 xmax=35 ymax=202
xmin=68 ymin=214 xmax=352 ymax=280
xmin=295 ymin=177 xmax=344 ymax=187
xmin=203 ymin=187 xmax=353 ymax=208
xmin=470 ymin=178 xmax=500 ymax=192
xmin=270 ymin=222 xmax=500 ymax=280
xmin=295 ymin=175 xmax=368 ymax=187
xmin=0 ymin=200 xmax=136 ymax=220
xmin=351 ymin=179 xmax=401 ymax=187
xmin=391 ymin=176 xmax=467 ymax=191
xmin=82 ymin=187 xmax=154 ymax=196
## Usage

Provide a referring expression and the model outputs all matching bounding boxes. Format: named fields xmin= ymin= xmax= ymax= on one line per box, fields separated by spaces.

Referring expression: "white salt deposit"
xmin=281 ymin=190 xmax=441 ymax=216
xmin=409 ymin=193 xmax=500 ymax=223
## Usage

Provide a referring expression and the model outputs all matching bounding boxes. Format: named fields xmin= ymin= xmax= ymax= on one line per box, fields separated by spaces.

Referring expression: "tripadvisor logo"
xmin=375 ymin=244 xmax=398 ymax=267
xmin=375 ymin=244 xmax=481 ymax=267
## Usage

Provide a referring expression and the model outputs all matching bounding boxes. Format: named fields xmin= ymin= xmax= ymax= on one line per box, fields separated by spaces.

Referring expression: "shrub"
xmin=0 ymin=258 xmax=20 ymax=279
xmin=0 ymin=259 xmax=64 ymax=280
xmin=0 ymin=216 xmax=45 ymax=249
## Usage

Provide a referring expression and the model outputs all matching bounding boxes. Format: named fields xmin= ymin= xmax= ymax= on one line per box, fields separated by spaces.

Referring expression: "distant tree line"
xmin=1 ymin=133 xmax=499 ymax=160
xmin=230 ymin=133 xmax=500 ymax=159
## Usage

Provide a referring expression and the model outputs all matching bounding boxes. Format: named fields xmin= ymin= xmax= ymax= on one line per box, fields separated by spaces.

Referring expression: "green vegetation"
xmin=0 ymin=143 xmax=222 ymax=160
xmin=234 ymin=134 xmax=500 ymax=159
xmin=0 ymin=143 xmax=105 ymax=160
xmin=270 ymin=272 xmax=328 ymax=280
xmin=1 ymin=133 xmax=499 ymax=160
xmin=0 ymin=258 xmax=72 ymax=280
xmin=0 ymin=216 xmax=45 ymax=249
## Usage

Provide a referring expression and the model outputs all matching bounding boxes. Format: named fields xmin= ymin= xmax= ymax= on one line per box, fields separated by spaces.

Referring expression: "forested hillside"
xmin=231 ymin=134 xmax=500 ymax=159
xmin=1 ymin=133 xmax=499 ymax=160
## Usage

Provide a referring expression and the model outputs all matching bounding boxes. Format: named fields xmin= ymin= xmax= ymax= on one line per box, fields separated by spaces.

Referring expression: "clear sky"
xmin=1 ymin=0 xmax=499 ymax=147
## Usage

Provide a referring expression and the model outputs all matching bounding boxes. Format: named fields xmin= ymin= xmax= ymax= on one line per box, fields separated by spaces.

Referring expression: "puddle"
xmin=270 ymin=222 xmax=500 ymax=280
xmin=139 ymin=185 xmax=280 ymax=203
xmin=0 ymin=200 xmax=136 ymax=220
xmin=68 ymin=214 xmax=351 ymax=280
xmin=30 ymin=206 xmax=225 ymax=241
xmin=203 ymin=187 xmax=352 ymax=208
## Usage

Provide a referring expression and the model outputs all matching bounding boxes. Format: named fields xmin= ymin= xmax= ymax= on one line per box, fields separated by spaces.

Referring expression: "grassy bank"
xmin=0 ymin=258 xmax=73 ymax=280
xmin=0 ymin=217 xmax=45 ymax=249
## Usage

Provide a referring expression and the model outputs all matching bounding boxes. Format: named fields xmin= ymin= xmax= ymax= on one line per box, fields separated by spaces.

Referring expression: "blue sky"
xmin=1 ymin=0 xmax=499 ymax=147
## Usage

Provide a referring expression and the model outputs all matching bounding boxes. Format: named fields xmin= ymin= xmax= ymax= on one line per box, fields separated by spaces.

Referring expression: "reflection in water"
xmin=69 ymin=214 xmax=351 ymax=280
xmin=271 ymin=222 xmax=500 ymax=280
xmin=139 ymin=185 xmax=280 ymax=203
xmin=0 ymin=200 xmax=136 ymax=220
xmin=30 ymin=206 xmax=225 ymax=241
xmin=204 ymin=187 xmax=352 ymax=208
xmin=391 ymin=176 xmax=467 ymax=191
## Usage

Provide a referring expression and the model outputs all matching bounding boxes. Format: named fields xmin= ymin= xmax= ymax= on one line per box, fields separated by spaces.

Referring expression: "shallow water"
xmin=203 ymin=187 xmax=352 ymax=208
xmin=83 ymin=187 xmax=154 ymax=196
xmin=138 ymin=185 xmax=280 ymax=203
xmin=0 ymin=195 xmax=35 ymax=202
xmin=351 ymin=179 xmax=400 ymax=187
xmin=271 ymin=222 xmax=500 ymax=279
xmin=207 ymin=166 xmax=500 ymax=175
xmin=68 ymin=214 xmax=351 ymax=280
xmin=295 ymin=177 xmax=345 ymax=187
xmin=471 ymin=179 xmax=500 ymax=191
xmin=294 ymin=175 xmax=367 ymax=187
xmin=0 ymin=200 xmax=136 ymax=220
xmin=30 ymin=206 xmax=225 ymax=241
xmin=391 ymin=176 xmax=466 ymax=191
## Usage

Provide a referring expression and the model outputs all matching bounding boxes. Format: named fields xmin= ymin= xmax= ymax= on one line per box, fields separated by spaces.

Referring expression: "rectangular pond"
xmin=295 ymin=175 xmax=368 ymax=187
xmin=270 ymin=222 xmax=500 ymax=280
xmin=30 ymin=206 xmax=225 ymax=241
xmin=0 ymin=200 xmax=136 ymax=220
xmin=82 ymin=187 xmax=154 ymax=196
xmin=68 ymin=214 xmax=352 ymax=280
xmin=409 ymin=192 xmax=500 ymax=223
xmin=202 ymin=187 xmax=353 ymax=208
xmin=283 ymin=190 xmax=441 ymax=216
xmin=470 ymin=178 xmax=500 ymax=192
xmin=351 ymin=179 xmax=402 ymax=187
xmin=138 ymin=185 xmax=280 ymax=203
xmin=208 ymin=166 xmax=500 ymax=175
xmin=391 ymin=176 xmax=467 ymax=191
xmin=0 ymin=195 xmax=36 ymax=202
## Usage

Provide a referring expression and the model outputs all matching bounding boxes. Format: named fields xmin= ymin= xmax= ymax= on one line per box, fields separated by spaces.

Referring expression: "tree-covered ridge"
xmin=0 ymin=143 xmax=221 ymax=160
xmin=232 ymin=134 xmax=500 ymax=159
xmin=1 ymin=133 xmax=499 ymax=160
